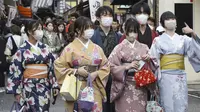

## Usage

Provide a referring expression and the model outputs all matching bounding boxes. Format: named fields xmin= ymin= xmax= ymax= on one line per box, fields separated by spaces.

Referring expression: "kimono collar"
xmin=164 ymin=33 xmax=178 ymax=40
xmin=76 ymin=38 xmax=90 ymax=49
xmin=123 ymin=39 xmax=138 ymax=48
xmin=26 ymin=40 xmax=40 ymax=50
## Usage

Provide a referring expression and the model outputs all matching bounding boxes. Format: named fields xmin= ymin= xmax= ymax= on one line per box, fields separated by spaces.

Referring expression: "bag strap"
xmin=73 ymin=69 xmax=78 ymax=100
xmin=10 ymin=101 xmax=19 ymax=112
xmin=10 ymin=102 xmax=15 ymax=112
xmin=87 ymin=74 xmax=93 ymax=87
xmin=75 ymin=69 xmax=79 ymax=112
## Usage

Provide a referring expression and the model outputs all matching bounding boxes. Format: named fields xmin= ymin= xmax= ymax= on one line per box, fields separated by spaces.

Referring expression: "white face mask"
xmin=33 ymin=30 xmax=44 ymax=40
xmin=84 ymin=29 xmax=94 ymax=39
xmin=101 ymin=17 xmax=113 ymax=27
xmin=126 ymin=32 xmax=138 ymax=42
xmin=165 ymin=20 xmax=177 ymax=31
xmin=136 ymin=14 xmax=149 ymax=25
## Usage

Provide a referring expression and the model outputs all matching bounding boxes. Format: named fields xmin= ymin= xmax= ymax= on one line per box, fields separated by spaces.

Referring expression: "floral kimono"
xmin=54 ymin=38 xmax=110 ymax=112
xmin=108 ymin=39 xmax=158 ymax=112
xmin=6 ymin=40 xmax=59 ymax=112
xmin=150 ymin=33 xmax=200 ymax=112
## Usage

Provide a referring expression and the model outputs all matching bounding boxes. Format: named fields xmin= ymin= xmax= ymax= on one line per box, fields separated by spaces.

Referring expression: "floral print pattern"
xmin=109 ymin=39 xmax=155 ymax=112
xmin=6 ymin=41 xmax=59 ymax=111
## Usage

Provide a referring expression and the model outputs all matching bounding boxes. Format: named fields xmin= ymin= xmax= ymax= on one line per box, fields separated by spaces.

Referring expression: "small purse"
xmin=146 ymin=93 xmax=164 ymax=112
xmin=78 ymin=75 xmax=95 ymax=112
xmin=134 ymin=62 xmax=157 ymax=87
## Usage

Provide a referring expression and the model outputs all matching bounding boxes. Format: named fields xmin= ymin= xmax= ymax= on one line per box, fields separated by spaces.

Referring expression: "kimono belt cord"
xmin=160 ymin=54 xmax=185 ymax=70
xmin=23 ymin=64 xmax=48 ymax=79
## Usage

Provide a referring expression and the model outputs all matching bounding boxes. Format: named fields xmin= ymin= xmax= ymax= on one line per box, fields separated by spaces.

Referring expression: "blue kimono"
xmin=150 ymin=33 xmax=200 ymax=112
xmin=6 ymin=40 xmax=59 ymax=111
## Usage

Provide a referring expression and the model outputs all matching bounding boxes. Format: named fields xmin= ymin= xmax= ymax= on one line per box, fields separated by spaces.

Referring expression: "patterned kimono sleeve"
xmin=6 ymin=50 xmax=24 ymax=95
xmin=54 ymin=46 xmax=76 ymax=85
xmin=184 ymin=35 xmax=200 ymax=72
xmin=108 ymin=44 xmax=126 ymax=82
xmin=96 ymin=46 xmax=110 ymax=87
xmin=48 ymin=52 xmax=59 ymax=89
xmin=150 ymin=37 xmax=162 ymax=81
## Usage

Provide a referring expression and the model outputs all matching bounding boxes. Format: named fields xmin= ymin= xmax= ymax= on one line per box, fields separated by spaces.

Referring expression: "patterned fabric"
xmin=115 ymin=81 xmax=147 ymax=112
xmin=109 ymin=39 xmax=158 ymax=112
xmin=146 ymin=100 xmax=164 ymax=112
xmin=150 ymin=33 xmax=200 ymax=112
xmin=6 ymin=41 xmax=59 ymax=111
xmin=134 ymin=65 xmax=157 ymax=87
xmin=54 ymin=38 xmax=110 ymax=112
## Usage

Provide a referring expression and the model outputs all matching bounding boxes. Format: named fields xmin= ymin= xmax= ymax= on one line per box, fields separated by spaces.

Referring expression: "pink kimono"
xmin=108 ymin=39 xmax=158 ymax=112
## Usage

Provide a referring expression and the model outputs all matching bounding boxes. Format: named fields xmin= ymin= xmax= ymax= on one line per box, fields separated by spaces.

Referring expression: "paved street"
xmin=0 ymin=92 xmax=66 ymax=112
xmin=0 ymin=92 xmax=200 ymax=112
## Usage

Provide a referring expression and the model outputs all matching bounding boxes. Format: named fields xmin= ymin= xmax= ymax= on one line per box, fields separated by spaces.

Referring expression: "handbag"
xmin=78 ymin=74 xmax=95 ymax=112
xmin=10 ymin=101 xmax=25 ymax=112
xmin=134 ymin=62 xmax=157 ymax=87
xmin=60 ymin=69 xmax=82 ymax=101
xmin=146 ymin=94 xmax=164 ymax=112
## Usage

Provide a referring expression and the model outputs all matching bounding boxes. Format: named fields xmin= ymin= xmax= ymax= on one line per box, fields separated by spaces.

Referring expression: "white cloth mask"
xmin=136 ymin=14 xmax=148 ymax=25
xmin=126 ymin=32 xmax=138 ymax=42
xmin=34 ymin=30 xmax=44 ymax=40
xmin=165 ymin=20 xmax=177 ymax=31
xmin=84 ymin=29 xmax=94 ymax=39
xmin=101 ymin=17 xmax=113 ymax=27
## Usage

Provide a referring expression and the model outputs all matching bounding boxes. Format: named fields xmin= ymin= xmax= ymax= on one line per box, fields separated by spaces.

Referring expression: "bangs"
xmin=74 ymin=16 xmax=94 ymax=35
xmin=100 ymin=11 xmax=112 ymax=16
xmin=164 ymin=14 xmax=176 ymax=20
xmin=83 ymin=20 xmax=94 ymax=30
xmin=131 ymin=2 xmax=150 ymax=15
xmin=160 ymin=11 xmax=176 ymax=27
xmin=125 ymin=18 xmax=139 ymax=34
xmin=32 ymin=21 xmax=42 ymax=31
xmin=95 ymin=6 xmax=114 ymax=18
xmin=127 ymin=25 xmax=137 ymax=33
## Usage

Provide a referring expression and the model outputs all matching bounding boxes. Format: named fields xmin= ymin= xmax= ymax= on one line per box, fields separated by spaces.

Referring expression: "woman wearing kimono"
xmin=6 ymin=20 xmax=59 ymax=112
xmin=41 ymin=21 xmax=61 ymax=58
xmin=54 ymin=16 xmax=110 ymax=112
xmin=109 ymin=18 xmax=158 ymax=112
xmin=150 ymin=11 xmax=200 ymax=112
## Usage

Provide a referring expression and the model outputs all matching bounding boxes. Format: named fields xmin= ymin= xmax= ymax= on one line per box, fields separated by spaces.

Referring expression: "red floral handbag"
xmin=134 ymin=62 xmax=157 ymax=87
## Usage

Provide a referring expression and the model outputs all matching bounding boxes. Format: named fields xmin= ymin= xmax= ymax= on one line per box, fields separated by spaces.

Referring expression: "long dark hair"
xmin=56 ymin=20 xmax=66 ymax=35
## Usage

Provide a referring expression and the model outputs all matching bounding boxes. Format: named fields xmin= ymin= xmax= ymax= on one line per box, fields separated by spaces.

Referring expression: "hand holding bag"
xmin=78 ymin=74 xmax=95 ymax=112
xmin=60 ymin=69 xmax=82 ymax=101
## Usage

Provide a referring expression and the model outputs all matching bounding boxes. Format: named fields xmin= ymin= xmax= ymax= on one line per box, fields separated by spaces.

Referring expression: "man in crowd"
xmin=91 ymin=6 xmax=121 ymax=112
xmin=66 ymin=13 xmax=79 ymax=33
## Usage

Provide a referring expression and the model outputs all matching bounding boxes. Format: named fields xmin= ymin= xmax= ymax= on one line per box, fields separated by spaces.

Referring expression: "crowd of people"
xmin=0 ymin=1 xmax=200 ymax=112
